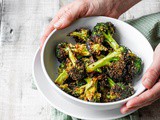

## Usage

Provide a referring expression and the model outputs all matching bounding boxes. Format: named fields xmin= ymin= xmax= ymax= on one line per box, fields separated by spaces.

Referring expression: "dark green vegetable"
xmin=68 ymin=28 xmax=90 ymax=43
xmin=69 ymin=43 xmax=91 ymax=56
xmin=59 ymin=84 xmax=72 ymax=94
xmin=106 ymin=78 xmax=134 ymax=101
xmin=55 ymin=21 xmax=142 ymax=103
xmin=86 ymin=46 xmax=126 ymax=73
xmin=106 ymin=49 xmax=143 ymax=83
xmin=91 ymin=22 xmax=118 ymax=50
xmin=55 ymin=59 xmax=71 ymax=85
xmin=90 ymin=22 xmax=143 ymax=82
xmin=86 ymin=40 xmax=108 ymax=56
xmin=56 ymin=42 xmax=69 ymax=62
xmin=73 ymin=77 xmax=101 ymax=102
xmin=55 ymin=49 xmax=86 ymax=85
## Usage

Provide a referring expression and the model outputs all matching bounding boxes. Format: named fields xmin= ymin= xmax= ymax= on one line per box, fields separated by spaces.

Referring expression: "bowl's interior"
xmin=43 ymin=16 xmax=153 ymax=102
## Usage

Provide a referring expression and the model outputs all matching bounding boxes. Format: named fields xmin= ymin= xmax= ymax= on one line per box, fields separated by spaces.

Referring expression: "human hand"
xmin=121 ymin=43 xmax=160 ymax=114
xmin=40 ymin=0 xmax=141 ymax=48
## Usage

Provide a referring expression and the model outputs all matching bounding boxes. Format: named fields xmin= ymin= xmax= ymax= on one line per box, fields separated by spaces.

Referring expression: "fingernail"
xmin=121 ymin=108 xmax=128 ymax=114
xmin=54 ymin=18 xmax=63 ymax=28
xmin=126 ymin=102 xmax=132 ymax=108
xmin=121 ymin=110 xmax=127 ymax=114
xmin=121 ymin=111 xmax=126 ymax=114
xmin=122 ymin=107 xmax=137 ymax=114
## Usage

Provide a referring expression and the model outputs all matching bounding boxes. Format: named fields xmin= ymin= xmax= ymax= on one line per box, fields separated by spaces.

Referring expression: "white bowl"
xmin=41 ymin=16 xmax=153 ymax=110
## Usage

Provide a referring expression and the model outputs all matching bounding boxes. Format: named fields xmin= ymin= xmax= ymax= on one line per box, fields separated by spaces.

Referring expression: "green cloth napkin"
xmin=32 ymin=12 xmax=160 ymax=120
xmin=127 ymin=12 xmax=160 ymax=49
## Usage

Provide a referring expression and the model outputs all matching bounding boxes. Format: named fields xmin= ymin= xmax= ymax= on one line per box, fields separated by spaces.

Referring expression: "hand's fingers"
xmin=40 ymin=0 xmax=89 ymax=48
xmin=40 ymin=19 xmax=58 ymax=49
xmin=120 ymin=104 xmax=138 ymax=114
xmin=53 ymin=0 xmax=89 ymax=29
xmin=126 ymin=80 xmax=160 ymax=109
xmin=142 ymin=66 xmax=159 ymax=89
xmin=121 ymin=96 xmax=160 ymax=114
xmin=40 ymin=5 xmax=72 ymax=48
xmin=142 ymin=43 xmax=160 ymax=89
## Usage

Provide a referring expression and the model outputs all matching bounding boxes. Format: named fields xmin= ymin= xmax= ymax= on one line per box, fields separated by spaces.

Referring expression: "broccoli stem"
xmin=95 ymin=68 xmax=102 ymax=73
xmin=73 ymin=78 xmax=92 ymax=97
xmin=68 ymin=48 xmax=77 ymax=66
xmin=103 ymin=32 xmax=119 ymax=50
xmin=55 ymin=70 xmax=69 ymax=85
xmin=80 ymin=77 xmax=100 ymax=101
xmin=106 ymin=77 xmax=117 ymax=100
xmin=108 ymin=77 xmax=125 ymax=89
xmin=84 ymin=78 xmax=93 ymax=91
xmin=107 ymin=77 xmax=115 ymax=87
xmin=86 ymin=50 xmax=120 ymax=73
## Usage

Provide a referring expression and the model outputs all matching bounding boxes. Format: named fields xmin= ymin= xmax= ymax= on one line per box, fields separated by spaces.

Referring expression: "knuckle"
xmin=54 ymin=14 xmax=61 ymax=20
xmin=140 ymin=91 xmax=154 ymax=100
xmin=77 ymin=0 xmax=89 ymax=17
xmin=146 ymin=78 xmax=153 ymax=85
xmin=64 ymin=9 xmax=73 ymax=20
xmin=58 ymin=4 xmax=73 ymax=20
xmin=147 ymin=68 xmax=159 ymax=78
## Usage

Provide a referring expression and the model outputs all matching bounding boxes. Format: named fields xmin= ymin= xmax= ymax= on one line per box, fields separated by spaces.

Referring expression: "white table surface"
xmin=0 ymin=0 xmax=160 ymax=120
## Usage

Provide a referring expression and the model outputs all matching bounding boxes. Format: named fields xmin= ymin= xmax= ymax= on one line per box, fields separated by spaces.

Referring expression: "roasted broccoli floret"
xmin=106 ymin=78 xmax=134 ymax=101
xmin=69 ymin=42 xmax=108 ymax=57
xmin=56 ymin=42 xmax=90 ymax=61
xmin=55 ymin=42 xmax=79 ymax=63
xmin=81 ymin=57 xmax=94 ymax=68
xmin=69 ymin=28 xmax=91 ymax=43
xmin=59 ymin=84 xmax=72 ymax=94
xmin=58 ymin=62 xmax=66 ymax=74
xmin=72 ymin=77 xmax=101 ymax=102
xmin=55 ymin=69 xmax=69 ymax=85
xmin=86 ymin=41 xmax=108 ymax=56
xmin=68 ymin=60 xmax=86 ymax=81
xmin=55 ymin=59 xmax=72 ymax=85
xmin=91 ymin=22 xmax=120 ymax=50
xmin=81 ymin=56 xmax=102 ymax=73
xmin=56 ymin=42 xmax=69 ymax=62
xmin=55 ymin=47 xmax=86 ymax=84
xmin=106 ymin=49 xmax=143 ymax=83
xmin=92 ymin=22 xmax=143 ymax=82
xmin=69 ymin=43 xmax=91 ymax=56
xmin=86 ymin=46 xmax=126 ymax=73
xmin=96 ymin=74 xmax=110 ymax=102
xmin=128 ymin=52 xmax=143 ymax=76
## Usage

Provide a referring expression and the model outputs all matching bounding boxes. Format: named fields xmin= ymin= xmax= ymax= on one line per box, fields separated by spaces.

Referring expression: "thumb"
xmin=142 ymin=43 xmax=160 ymax=89
xmin=40 ymin=0 xmax=88 ymax=48
xmin=54 ymin=1 xmax=88 ymax=29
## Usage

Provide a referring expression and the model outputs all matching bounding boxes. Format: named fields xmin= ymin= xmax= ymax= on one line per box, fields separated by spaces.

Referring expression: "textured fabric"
xmin=127 ymin=12 xmax=160 ymax=49
xmin=33 ymin=12 xmax=160 ymax=120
